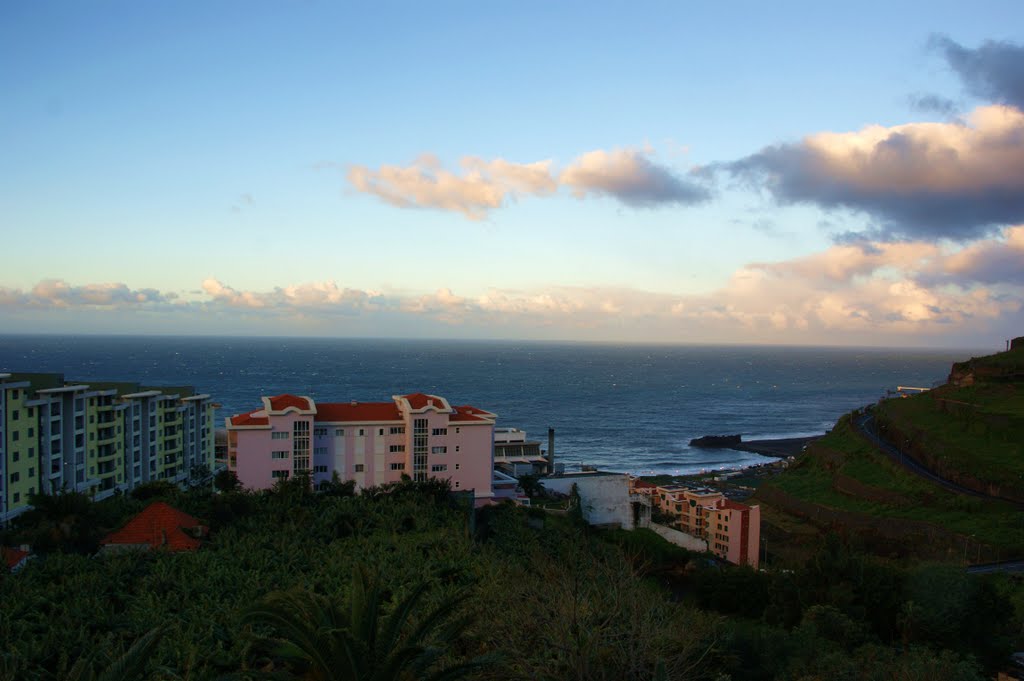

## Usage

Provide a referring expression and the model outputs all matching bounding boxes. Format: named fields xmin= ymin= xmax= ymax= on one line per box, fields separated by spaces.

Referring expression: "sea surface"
xmin=0 ymin=335 xmax=986 ymax=475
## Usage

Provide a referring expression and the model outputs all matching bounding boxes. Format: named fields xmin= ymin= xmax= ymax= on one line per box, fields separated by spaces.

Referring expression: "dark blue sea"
xmin=0 ymin=336 xmax=985 ymax=475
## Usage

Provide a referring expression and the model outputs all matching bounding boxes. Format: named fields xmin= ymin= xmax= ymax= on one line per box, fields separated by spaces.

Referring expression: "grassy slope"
xmin=873 ymin=347 xmax=1024 ymax=496
xmin=756 ymin=344 xmax=1024 ymax=562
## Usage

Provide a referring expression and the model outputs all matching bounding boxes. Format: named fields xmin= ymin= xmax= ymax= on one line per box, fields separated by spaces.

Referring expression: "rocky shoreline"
xmin=690 ymin=434 xmax=822 ymax=457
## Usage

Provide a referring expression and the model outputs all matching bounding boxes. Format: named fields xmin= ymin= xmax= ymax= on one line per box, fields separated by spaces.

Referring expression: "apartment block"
xmin=227 ymin=393 xmax=497 ymax=504
xmin=0 ymin=372 xmax=217 ymax=523
xmin=631 ymin=478 xmax=760 ymax=568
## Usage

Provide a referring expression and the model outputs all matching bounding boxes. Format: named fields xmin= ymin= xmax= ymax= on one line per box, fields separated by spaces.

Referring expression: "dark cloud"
xmin=723 ymin=106 xmax=1024 ymax=242
xmin=558 ymin=148 xmax=712 ymax=208
xmin=932 ymin=35 xmax=1024 ymax=109
xmin=908 ymin=93 xmax=957 ymax=116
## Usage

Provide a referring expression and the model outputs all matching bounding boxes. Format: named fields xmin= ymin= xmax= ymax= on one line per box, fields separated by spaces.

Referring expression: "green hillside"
xmin=755 ymin=340 xmax=1024 ymax=563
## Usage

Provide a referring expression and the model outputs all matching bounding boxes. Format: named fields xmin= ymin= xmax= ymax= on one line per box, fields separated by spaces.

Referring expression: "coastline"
xmin=630 ymin=434 xmax=823 ymax=480
xmin=725 ymin=434 xmax=822 ymax=458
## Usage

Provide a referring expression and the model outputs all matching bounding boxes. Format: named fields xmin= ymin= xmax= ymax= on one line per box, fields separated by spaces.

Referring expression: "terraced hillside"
xmin=754 ymin=340 xmax=1024 ymax=564
xmin=874 ymin=344 xmax=1024 ymax=501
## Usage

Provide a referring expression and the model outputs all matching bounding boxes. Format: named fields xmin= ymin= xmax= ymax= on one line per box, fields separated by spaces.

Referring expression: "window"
xmin=271 ymin=431 xmax=289 ymax=440
xmin=431 ymin=446 xmax=447 ymax=454
xmin=455 ymin=428 xmax=460 ymax=434
xmin=12 ymin=409 xmax=18 ymax=420
xmin=313 ymin=465 xmax=328 ymax=473
xmin=9 ymin=472 xmax=19 ymax=483
xmin=378 ymin=428 xmax=384 ymax=436
xmin=389 ymin=426 xmax=405 ymax=435
xmin=292 ymin=420 xmax=310 ymax=475
xmin=335 ymin=428 xmax=344 ymax=436
xmin=28 ymin=427 xmax=34 ymax=437
xmin=454 ymin=481 xmax=460 ymax=489
xmin=27 ymin=407 xmax=34 ymax=417
xmin=314 ymin=447 xmax=327 ymax=456
xmin=430 ymin=464 xmax=448 ymax=472
xmin=389 ymin=445 xmax=405 ymax=453
xmin=432 ymin=428 xmax=447 ymax=436
xmin=455 ymin=463 xmax=460 ymax=470
xmin=12 ymin=492 xmax=19 ymax=503
xmin=314 ymin=427 xmax=327 ymax=437
xmin=12 ymin=431 xmax=18 ymax=442
xmin=28 ymin=467 xmax=34 ymax=477
xmin=271 ymin=470 xmax=290 ymax=479
xmin=455 ymin=446 xmax=460 ymax=452
xmin=390 ymin=462 xmax=406 ymax=471
xmin=271 ymin=451 xmax=289 ymax=459
xmin=413 ymin=419 xmax=428 ymax=482
xmin=357 ymin=428 xmax=365 ymax=436
xmin=12 ymin=451 xmax=18 ymax=462
xmin=354 ymin=464 xmax=364 ymax=472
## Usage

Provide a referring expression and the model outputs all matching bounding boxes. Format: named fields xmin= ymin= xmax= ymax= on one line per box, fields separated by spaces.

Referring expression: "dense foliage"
xmin=0 ymin=480 xmax=1017 ymax=680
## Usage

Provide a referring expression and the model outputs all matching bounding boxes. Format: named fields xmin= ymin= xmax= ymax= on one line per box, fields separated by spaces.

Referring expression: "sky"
xmin=1 ymin=1 xmax=1023 ymax=348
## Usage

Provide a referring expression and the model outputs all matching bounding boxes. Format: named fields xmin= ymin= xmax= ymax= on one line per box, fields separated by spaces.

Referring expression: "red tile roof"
xmin=267 ymin=394 xmax=313 ymax=412
xmin=101 ymin=502 xmax=203 ymax=552
xmin=720 ymin=499 xmax=751 ymax=511
xmin=2 ymin=546 xmax=29 ymax=571
xmin=230 ymin=409 xmax=269 ymax=427
xmin=631 ymin=479 xmax=658 ymax=490
xmin=449 ymin=405 xmax=494 ymax=422
xmin=315 ymin=401 xmax=402 ymax=422
xmin=402 ymin=393 xmax=447 ymax=410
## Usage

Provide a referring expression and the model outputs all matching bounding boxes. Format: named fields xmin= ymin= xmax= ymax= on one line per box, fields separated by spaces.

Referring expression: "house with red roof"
xmin=226 ymin=393 xmax=498 ymax=505
xmin=99 ymin=501 xmax=205 ymax=553
xmin=2 ymin=546 xmax=31 ymax=572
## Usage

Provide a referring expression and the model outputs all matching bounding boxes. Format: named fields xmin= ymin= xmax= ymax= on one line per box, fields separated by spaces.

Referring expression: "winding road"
xmin=854 ymin=412 xmax=999 ymax=502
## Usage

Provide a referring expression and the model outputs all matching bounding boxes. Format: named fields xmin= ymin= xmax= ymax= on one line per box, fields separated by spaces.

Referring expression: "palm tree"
xmin=242 ymin=567 xmax=490 ymax=681
xmin=62 ymin=626 xmax=165 ymax=681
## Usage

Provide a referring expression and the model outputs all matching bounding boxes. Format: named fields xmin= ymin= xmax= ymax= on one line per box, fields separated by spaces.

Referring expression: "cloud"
xmin=4 ymin=231 xmax=1022 ymax=344
xmin=0 ymin=280 xmax=175 ymax=309
xmin=347 ymin=154 xmax=552 ymax=220
xmin=347 ymin=147 xmax=708 ymax=219
xmin=931 ymin=225 xmax=1024 ymax=286
xmin=201 ymin=278 xmax=380 ymax=313
xmin=932 ymin=35 xmax=1024 ymax=110
xmin=724 ymin=105 xmax=1024 ymax=241
xmin=908 ymin=93 xmax=957 ymax=116
xmin=559 ymin=148 xmax=711 ymax=207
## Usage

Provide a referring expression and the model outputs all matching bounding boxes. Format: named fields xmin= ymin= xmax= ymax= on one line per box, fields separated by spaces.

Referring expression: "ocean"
xmin=0 ymin=335 xmax=982 ymax=476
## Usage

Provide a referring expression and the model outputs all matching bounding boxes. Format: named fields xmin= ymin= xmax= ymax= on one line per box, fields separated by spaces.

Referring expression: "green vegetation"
xmin=1 ymin=478 xmax=1013 ymax=680
xmin=876 ymin=382 xmax=1024 ymax=497
xmin=758 ymin=416 xmax=1024 ymax=558
xmin=757 ymin=343 xmax=1024 ymax=562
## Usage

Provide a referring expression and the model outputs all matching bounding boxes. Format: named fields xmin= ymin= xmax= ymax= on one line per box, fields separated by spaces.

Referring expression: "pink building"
xmin=226 ymin=393 xmax=497 ymax=504
xmin=630 ymin=478 xmax=761 ymax=568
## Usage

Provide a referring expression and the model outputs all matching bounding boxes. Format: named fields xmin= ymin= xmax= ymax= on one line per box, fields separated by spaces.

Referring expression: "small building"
xmin=100 ymin=501 xmax=205 ymax=553
xmin=540 ymin=472 xmax=650 ymax=530
xmin=494 ymin=427 xmax=550 ymax=477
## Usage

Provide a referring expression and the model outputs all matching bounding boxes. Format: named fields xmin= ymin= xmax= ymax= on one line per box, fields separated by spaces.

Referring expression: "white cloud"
xmin=347 ymin=147 xmax=708 ymax=219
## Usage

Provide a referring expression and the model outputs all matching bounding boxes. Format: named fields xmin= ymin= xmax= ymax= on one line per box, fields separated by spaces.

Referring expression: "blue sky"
xmin=2 ymin=1 xmax=1023 ymax=347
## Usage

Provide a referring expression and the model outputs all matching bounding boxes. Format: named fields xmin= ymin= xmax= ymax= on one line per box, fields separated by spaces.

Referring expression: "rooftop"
xmin=101 ymin=502 xmax=204 ymax=552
